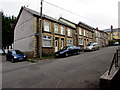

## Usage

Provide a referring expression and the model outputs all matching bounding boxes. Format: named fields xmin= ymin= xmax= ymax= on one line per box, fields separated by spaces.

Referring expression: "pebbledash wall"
xmin=14 ymin=7 xmax=109 ymax=58
xmin=14 ymin=8 xmax=35 ymax=58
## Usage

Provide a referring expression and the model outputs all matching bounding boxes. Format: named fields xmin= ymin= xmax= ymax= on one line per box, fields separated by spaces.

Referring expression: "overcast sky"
xmin=0 ymin=0 xmax=119 ymax=29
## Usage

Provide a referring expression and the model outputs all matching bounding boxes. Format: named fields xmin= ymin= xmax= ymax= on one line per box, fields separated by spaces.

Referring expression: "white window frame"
xmin=44 ymin=21 xmax=50 ymax=32
xmin=54 ymin=24 xmax=59 ymax=34
xmin=86 ymin=31 xmax=89 ymax=37
xmin=68 ymin=28 xmax=71 ymax=37
xmin=43 ymin=35 xmax=52 ymax=47
xmin=84 ymin=30 xmax=86 ymax=36
xmin=89 ymin=33 xmax=92 ymax=38
xmin=95 ymin=31 xmax=97 ymax=37
xmin=60 ymin=27 xmax=65 ymax=35
xmin=98 ymin=32 xmax=100 ymax=37
xmin=79 ymin=28 xmax=82 ymax=35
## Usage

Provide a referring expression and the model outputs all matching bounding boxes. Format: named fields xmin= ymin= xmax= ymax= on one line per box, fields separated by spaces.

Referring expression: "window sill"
xmin=79 ymin=44 xmax=84 ymax=46
xmin=43 ymin=46 xmax=52 ymax=48
xmin=67 ymin=36 xmax=72 ymax=38
xmin=44 ymin=31 xmax=51 ymax=33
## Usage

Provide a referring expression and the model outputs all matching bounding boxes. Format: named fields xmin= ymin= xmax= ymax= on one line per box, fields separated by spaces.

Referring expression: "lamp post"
xmin=39 ymin=0 xmax=43 ymax=59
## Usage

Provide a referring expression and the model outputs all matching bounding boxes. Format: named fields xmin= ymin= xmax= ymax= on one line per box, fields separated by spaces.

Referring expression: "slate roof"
xmin=59 ymin=17 xmax=94 ymax=32
xmin=17 ymin=6 xmax=75 ymax=29
xmin=103 ymin=28 xmax=120 ymax=32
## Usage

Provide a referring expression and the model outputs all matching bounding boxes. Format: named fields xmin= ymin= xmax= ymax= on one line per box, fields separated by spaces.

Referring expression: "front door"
xmin=55 ymin=40 xmax=58 ymax=52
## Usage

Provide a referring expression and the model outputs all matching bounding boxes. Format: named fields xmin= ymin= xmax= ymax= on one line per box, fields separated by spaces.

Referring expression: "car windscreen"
xmin=12 ymin=50 xmax=23 ymax=54
xmin=61 ymin=46 xmax=68 ymax=50
xmin=87 ymin=43 xmax=95 ymax=46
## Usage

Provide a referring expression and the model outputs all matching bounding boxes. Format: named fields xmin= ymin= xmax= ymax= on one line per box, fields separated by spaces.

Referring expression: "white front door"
xmin=55 ymin=40 xmax=58 ymax=52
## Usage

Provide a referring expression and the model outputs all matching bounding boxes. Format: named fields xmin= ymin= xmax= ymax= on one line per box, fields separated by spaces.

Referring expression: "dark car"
xmin=55 ymin=46 xmax=80 ymax=57
xmin=0 ymin=49 xmax=5 ymax=55
xmin=6 ymin=50 xmax=26 ymax=63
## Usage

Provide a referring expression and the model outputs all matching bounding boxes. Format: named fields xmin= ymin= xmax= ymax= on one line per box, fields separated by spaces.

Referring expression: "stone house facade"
xmin=14 ymin=7 xmax=77 ymax=58
xmin=14 ymin=7 xmax=109 ymax=58
xmin=78 ymin=22 xmax=94 ymax=49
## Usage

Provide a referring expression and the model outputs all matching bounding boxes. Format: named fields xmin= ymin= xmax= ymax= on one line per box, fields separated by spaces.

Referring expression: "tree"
xmin=2 ymin=14 xmax=17 ymax=48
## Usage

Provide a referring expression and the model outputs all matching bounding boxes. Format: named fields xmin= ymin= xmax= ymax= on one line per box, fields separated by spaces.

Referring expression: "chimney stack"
xmin=111 ymin=25 xmax=113 ymax=30
xmin=96 ymin=27 xmax=98 ymax=30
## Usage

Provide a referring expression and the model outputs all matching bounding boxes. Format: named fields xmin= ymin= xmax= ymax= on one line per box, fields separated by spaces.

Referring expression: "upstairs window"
xmin=89 ymin=33 xmax=92 ymax=38
xmin=95 ymin=31 xmax=97 ymax=37
xmin=84 ymin=30 xmax=86 ymax=36
xmin=86 ymin=31 xmax=89 ymax=37
xmin=44 ymin=21 xmax=50 ymax=32
xmin=60 ymin=27 xmax=65 ymax=35
xmin=79 ymin=28 xmax=82 ymax=35
xmin=68 ymin=28 xmax=72 ymax=37
xmin=54 ymin=24 xmax=59 ymax=34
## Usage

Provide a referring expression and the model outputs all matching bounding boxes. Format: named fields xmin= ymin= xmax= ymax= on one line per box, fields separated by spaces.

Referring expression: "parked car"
xmin=6 ymin=50 xmax=26 ymax=63
xmin=55 ymin=46 xmax=80 ymax=57
xmin=0 ymin=49 xmax=5 ymax=55
xmin=114 ymin=42 xmax=119 ymax=46
xmin=85 ymin=42 xmax=99 ymax=51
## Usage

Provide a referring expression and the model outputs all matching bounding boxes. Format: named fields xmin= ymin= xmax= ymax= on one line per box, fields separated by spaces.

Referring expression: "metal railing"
xmin=108 ymin=48 xmax=120 ymax=75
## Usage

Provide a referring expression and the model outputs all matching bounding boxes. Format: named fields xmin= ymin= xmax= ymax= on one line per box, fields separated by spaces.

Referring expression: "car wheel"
xmin=11 ymin=58 xmax=14 ymax=63
xmin=65 ymin=53 xmax=69 ymax=57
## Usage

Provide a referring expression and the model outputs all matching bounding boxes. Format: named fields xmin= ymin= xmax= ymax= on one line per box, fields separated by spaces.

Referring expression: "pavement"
xmin=2 ymin=46 xmax=119 ymax=88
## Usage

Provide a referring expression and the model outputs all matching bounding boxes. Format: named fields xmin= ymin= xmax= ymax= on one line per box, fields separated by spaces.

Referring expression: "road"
xmin=2 ymin=46 xmax=118 ymax=88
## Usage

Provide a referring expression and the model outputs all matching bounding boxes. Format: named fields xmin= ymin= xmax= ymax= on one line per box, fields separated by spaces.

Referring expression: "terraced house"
xmin=93 ymin=28 xmax=109 ymax=47
xmin=59 ymin=18 xmax=94 ymax=50
xmin=93 ymin=28 xmax=101 ymax=47
xmin=78 ymin=22 xmax=94 ymax=49
xmin=14 ymin=7 xmax=109 ymax=58
xmin=14 ymin=7 xmax=77 ymax=58
xmin=103 ymin=26 xmax=120 ymax=41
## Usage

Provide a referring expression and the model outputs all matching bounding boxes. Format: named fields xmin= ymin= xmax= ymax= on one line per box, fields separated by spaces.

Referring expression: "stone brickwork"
xmin=14 ymin=7 xmax=109 ymax=58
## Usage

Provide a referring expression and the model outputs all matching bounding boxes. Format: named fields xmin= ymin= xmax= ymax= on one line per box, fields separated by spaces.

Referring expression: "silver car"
xmin=85 ymin=42 xmax=99 ymax=51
